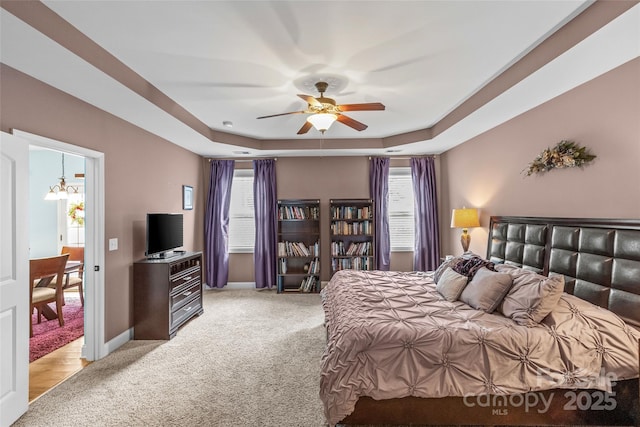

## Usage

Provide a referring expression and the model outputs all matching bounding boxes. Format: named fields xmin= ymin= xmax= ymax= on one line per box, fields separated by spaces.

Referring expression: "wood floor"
xmin=29 ymin=337 xmax=91 ymax=402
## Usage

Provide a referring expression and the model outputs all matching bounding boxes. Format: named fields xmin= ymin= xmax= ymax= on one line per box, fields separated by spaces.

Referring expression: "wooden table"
xmin=37 ymin=261 xmax=84 ymax=321
xmin=64 ymin=260 xmax=83 ymax=275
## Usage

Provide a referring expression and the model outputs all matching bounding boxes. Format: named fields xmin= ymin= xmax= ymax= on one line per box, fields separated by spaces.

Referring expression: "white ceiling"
xmin=1 ymin=1 xmax=638 ymax=157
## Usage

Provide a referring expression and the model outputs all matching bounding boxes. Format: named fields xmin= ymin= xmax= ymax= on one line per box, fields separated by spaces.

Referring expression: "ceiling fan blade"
xmin=297 ymin=121 xmax=313 ymax=135
xmin=297 ymin=94 xmax=322 ymax=108
xmin=338 ymin=102 xmax=385 ymax=112
xmin=257 ymin=111 xmax=307 ymax=119
xmin=337 ymin=114 xmax=368 ymax=131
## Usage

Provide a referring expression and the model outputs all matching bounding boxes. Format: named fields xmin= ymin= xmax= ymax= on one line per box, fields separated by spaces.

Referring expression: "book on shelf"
xmin=331 ymin=241 xmax=372 ymax=256
xmin=330 ymin=205 xmax=371 ymax=220
xmin=346 ymin=241 xmax=371 ymax=256
xmin=278 ymin=275 xmax=318 ymax=292
xmin=307 ymin=258 xmax=320 ymax=274
xmin=278 ymin=241 xmax=319 ymax=257
xmin=299 ymin=275 xmax=318 ymax=292
xmin=331 ymin=256 xmax=372 ymax=272
xmin=278 ymin=205 xmax=320 ymax=220
xmin=330 ymin=221 xmax=372 ymax=235
xmin=279 ymin=257 xmax=320 ymax=275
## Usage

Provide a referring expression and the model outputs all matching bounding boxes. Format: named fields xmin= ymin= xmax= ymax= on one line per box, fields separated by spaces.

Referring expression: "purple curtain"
xmin=370 ymin=157 xmax=391 ymax=271
xmin=204 ymin=160 xmax=235 ymax=288
xmin=411 ymin=157 xmax=440 ymax=271
xmin=253 ymin=159 xmax=277 ymax=289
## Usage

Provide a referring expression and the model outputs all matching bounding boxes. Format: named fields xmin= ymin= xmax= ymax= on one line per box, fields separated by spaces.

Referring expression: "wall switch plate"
xmin=109 ymin=238 xmax=118 ymax=251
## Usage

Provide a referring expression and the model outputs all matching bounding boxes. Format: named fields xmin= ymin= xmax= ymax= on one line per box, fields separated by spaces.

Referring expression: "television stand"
xmin=133 ymin=252 xmax=203 ymax=339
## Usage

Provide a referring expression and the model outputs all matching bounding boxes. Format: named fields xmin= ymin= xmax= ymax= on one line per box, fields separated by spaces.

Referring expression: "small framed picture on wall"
xmin=183 ymin=185 xmax=193 ymax=210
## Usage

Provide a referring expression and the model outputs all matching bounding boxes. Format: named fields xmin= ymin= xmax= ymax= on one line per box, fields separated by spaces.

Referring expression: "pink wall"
xmin=1 ymin=65 xmax=205 ymax=341
xmin=227 ymin=156 xmax=419 ymax=282
xmin=440 ymin=58 xmax=640 ymax=258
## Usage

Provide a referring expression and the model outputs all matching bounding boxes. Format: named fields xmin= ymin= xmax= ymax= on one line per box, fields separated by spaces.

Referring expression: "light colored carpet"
xmin=15 ymin=289 xmax=328 ymax=427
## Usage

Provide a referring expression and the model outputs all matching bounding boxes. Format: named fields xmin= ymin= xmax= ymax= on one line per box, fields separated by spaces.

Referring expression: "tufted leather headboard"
xmin=487 ymin=216 xmax=640 ymax=329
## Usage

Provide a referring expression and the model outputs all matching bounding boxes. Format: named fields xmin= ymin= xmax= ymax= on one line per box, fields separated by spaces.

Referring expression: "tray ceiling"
xmin=1 ymin=1 xmax=638 ymax=157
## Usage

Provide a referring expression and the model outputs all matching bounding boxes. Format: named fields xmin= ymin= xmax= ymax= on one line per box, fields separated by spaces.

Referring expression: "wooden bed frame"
xmin=338 ymin=216 xmax=640 ymax=426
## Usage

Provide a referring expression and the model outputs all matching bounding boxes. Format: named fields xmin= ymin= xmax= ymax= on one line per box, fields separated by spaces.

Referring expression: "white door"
xmin=0 ymin=131 xmax=29 ymax=426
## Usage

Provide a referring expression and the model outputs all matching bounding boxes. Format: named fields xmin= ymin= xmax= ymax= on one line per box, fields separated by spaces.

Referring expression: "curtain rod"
xmin=207 ymin=158 xmax=277 ymax=162
xmin=368 ymin=155 xmax=437 ymax=160
xmin=207 ymin=156 xmax=436 ymax=161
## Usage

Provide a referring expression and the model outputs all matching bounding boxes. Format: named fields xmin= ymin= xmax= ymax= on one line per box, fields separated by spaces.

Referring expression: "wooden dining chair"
xmin=51 ymin=246 xmax=85 ymax=306
xmin=30 ymin=253 xmax=69 ymax=337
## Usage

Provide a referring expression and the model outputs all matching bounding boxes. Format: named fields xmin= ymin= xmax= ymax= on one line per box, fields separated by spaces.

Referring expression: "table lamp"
xmin=451 ymin=208 xmax=480 ymax=252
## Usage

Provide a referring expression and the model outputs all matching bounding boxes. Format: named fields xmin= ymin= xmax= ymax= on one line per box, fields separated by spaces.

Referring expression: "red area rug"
xmin=30 ymin=295 xmax=84 ymax=362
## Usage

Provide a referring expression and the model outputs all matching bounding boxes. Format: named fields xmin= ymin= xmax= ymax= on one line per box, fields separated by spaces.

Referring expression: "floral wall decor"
xmin=523 ymin=140 xmax=596 ymax=176
xmin=68 ymin=201 xmax=85 ymax=226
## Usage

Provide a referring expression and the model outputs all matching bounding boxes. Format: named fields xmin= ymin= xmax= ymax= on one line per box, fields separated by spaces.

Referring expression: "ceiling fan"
xmin=257 ymin=81 xmax=385 ymax=134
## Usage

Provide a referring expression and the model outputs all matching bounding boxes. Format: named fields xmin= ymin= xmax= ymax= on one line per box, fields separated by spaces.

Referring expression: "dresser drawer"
xmin=169 ymin=265 xmax=200 ymax=292
xmin=170 ymin=294 xmax=201 ymax=330
xmin=170 ymin=281 xmax=200 ymax=310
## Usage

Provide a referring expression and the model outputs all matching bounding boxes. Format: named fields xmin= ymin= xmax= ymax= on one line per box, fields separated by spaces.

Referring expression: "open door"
xmin=0 ymin=131 xmax=30 ymax=426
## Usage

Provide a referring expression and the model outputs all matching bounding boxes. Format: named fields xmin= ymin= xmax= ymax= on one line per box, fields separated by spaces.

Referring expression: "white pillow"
xmin=436 ymin=267 xmax=468 ymax=302
xmin=459 ymin=267 xmax=512 ymax=313
xmin=498 ymin=268 xmax=565 ymax=326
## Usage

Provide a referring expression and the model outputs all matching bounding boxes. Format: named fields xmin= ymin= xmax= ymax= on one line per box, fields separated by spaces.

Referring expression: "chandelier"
xmin=44 ymin=153 xmax=79 ymax=200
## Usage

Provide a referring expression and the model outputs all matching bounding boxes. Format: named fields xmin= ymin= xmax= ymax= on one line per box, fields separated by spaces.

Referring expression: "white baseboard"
xmin=204 ymin=282 xmax=277 ymax=290
xmin=226 ymin=282 xmax=256 ymax=289
xmin=103 ymin=327 xmax=133 ymax=356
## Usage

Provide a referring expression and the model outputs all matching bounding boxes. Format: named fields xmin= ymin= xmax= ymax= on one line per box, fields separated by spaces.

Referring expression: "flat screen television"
xmin=145 ymin=213 xmax=184 ymax=258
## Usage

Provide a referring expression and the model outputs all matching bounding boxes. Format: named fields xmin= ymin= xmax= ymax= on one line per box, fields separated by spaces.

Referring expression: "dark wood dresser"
xmin=133 ymin=251 xmax=203 ymax=339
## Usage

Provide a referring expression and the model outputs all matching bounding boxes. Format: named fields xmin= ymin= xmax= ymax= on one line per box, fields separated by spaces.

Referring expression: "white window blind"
xmin=229 ymin=169 xmax=255 ymax=253
xmin=388 ymin=167 xmax=414 ymax=252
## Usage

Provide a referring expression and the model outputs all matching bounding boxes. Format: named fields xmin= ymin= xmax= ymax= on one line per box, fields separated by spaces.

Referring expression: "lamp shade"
xmin=451 ymin=208 xmax=480 ymax=229
xmin=44 ymin=189 xmax=59 ymax=200
xmin=307 ymin=113 xmax=337 ymax=132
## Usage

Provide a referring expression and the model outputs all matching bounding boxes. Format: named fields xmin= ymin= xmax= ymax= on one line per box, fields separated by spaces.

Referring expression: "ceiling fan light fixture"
xmin=307 ymin=113 xmax=337 ymax=133
xmin=257 ymin=80 xmax=383 ymax=134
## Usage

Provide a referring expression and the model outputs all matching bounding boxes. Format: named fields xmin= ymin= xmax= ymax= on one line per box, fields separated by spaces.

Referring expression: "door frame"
xmin=14 ymin=129 xmax=106 ymax=361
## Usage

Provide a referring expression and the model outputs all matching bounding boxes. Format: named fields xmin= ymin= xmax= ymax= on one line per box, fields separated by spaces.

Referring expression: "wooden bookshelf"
xmin=277 ymin=199 xmax=321 ymax=293
xmin=330 ymin=199 xmax=375 ymax=276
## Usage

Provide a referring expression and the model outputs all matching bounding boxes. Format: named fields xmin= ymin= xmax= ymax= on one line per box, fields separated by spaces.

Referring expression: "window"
xmin=388 ymin=167 xmax=414 ymax=252
xmin=64 ymin=185 xmax=85 ymax=247
xmin=228 ymin=169 xmax=255 ymax=253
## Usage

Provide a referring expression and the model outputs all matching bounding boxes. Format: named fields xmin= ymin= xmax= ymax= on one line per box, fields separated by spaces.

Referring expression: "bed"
xmin=320 ymin=216 xmax=640 ymax=426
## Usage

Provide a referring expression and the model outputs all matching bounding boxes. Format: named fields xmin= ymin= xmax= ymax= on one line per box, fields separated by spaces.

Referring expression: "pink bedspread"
xmin=319 ymin=270 xmax=640 ymax=425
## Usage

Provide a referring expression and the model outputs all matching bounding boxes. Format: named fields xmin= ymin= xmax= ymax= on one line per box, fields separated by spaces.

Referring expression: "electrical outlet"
xmin=109 ymin=238 xmax=118 ymax=251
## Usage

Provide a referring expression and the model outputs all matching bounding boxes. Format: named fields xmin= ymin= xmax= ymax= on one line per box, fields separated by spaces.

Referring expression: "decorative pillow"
xmin=497 ymin=267 xmax=565 ymax=327
xmin=459 ymin=267 xmax=513 ymax=313
xmin=436 ymin=267 xmax=469 ymax=302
